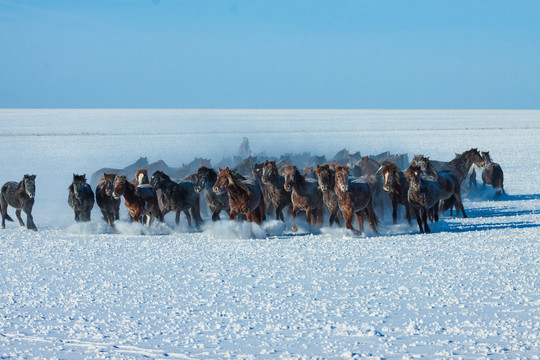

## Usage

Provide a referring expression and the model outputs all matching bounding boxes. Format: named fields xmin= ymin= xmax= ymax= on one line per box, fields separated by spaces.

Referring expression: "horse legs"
xmin=354 ymin=211 xmax=364 ymax=234
xmin=404 ymin=203 xmax=412 ymax=224
xmin=212 ymin=210 xmax=221 ymax=221
xmin=276 ymin=203 xmax=286 ymax=221
xmin=365 ymin=201 xmax=379 ymax=234
xmin=192 ymin=201 xmax=203 ymax=227
xmin=15 ymin=209 xmax=25 ymax=227
xmin=422 ymin=208 xmax=431 ymax=233
xmin=175 ymin=211 xmax=181 ymax=225
xmin=392 ymin=197 xmax=399 ymax=224
xmin=24 ymin=208 xmax=37 ymax=231
xmin=453 ymin=193 xmax=467 ymax=218
xmin=291 ymin=207 xmax=298 ymax=232
xmin=412 ymin=207 xmax=423 ymax=233
xmin=183 ymin=210 xmax=192 ymax=226
xmin=229 ymin=208 xmax=239 ymax=221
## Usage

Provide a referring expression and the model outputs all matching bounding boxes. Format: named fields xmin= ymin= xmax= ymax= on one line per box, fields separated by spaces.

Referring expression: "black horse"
xmin=150 ymin=170 xmax=203 ymax=227
xmin=68 ymin=174 xmax=95 ymax=222
xmin=1 ymin=174 xmax=37 ymax=231
xmin=95 ymin=173 xmax=121 ymax=228
xmin=194 ymin=166 xmax=230 ymax=221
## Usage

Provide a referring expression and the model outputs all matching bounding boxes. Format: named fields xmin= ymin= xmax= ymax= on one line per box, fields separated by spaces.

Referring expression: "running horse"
xmin=281 ymin=165 xmax=324 ymax=232
xmin=406 ymin=164 xmax=441 ymax=233
xmin=213 ymin=167 xmax=266 ymax=224
xmin=95 ymin=173 xmax=121 ymax=228
xmin=1 ymin=174 xmax=37 ymax=231
xmin=334 ymin=166 xmax=379 ymax=234
xmin=112 ymin=175 xmax=162 ymax=225
xmin=68 ymin=174 xmax=95 ymax=222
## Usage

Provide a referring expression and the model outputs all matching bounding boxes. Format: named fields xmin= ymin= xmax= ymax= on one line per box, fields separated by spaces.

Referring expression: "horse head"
xmin=252 ymin=163 xmax=264 ymax=181
xmin=315 ymin=164 xmax=334 ymax=192
xmin=261 ymin=161 xmax=277 ymax=184
xmin=23 ymin=174 xmax=36 ymax=199
xmin=481 ymin=151 xmax=492 ymax=165
xmin=135 ymin=169 xmax=149 ymax=185
xmin=71 ymin=174 xmax=87 ymax=198
xmin=100 ymin=173 xmax=117 ymax=197
xmin=281 ymin=165 xmax=298 ymax=192
xmin=213 ymin=168 xmax=233 ymax=195
xmin=381 ymin=163 xmax=400 ymax=192
xmin=335 ymin=166 xmax=350 ymax=192
xmin=150 ymin=170 xmax=169 ymax=188
xmin=112 ymin=175 xmax=127 ymax=199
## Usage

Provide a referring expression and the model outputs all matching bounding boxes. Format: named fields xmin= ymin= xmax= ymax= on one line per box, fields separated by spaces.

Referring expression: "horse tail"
xmin=0 ymin=191 xmax=14 ymax=222
xmin=365 ymin=198 xmax=380 ymax=234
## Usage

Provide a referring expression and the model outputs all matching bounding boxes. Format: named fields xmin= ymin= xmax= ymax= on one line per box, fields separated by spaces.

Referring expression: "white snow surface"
xmin=0 ymin=109 xmax=539 ymax=359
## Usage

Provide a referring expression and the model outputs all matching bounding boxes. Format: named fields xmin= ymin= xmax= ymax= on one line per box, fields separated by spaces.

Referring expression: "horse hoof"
xmin=291 ymin=224 xmax=298 ymax=232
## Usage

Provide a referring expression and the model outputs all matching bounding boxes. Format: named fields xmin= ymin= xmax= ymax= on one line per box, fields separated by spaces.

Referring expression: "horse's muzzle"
xmin=383 ymin=184 xmax=389 ymax=192
xmin=284 ymin=184 xmax=291 ymax=192
xmin=320 ymin=185 xmax=328 ymax=191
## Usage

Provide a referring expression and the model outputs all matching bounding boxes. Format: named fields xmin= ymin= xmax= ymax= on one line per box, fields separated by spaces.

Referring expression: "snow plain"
xmin=0 ymin=109 xmax=539 ymax=359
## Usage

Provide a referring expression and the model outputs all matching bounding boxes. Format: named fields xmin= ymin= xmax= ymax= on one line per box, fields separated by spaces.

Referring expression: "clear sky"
xmin=0 ymin=0 xmax=538 ymax=109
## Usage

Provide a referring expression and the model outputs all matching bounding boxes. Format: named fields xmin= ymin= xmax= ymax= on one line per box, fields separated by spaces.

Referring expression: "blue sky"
xmin=0 ymin=0 xmax=538 ymax=108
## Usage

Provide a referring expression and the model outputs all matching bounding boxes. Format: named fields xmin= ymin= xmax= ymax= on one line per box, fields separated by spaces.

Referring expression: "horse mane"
xmin=450 ymin=148 xmax=478 ymax=170
xmin=226 ymin=169 xmax=251 ymax=194
xmin=199 ymin=166 xmax=217 ymax=182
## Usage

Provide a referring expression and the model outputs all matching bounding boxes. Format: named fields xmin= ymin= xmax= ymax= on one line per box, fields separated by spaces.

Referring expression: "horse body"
xmin=410 ymin=155 xmax=467 ymax=218
xmin=261 ymin=161 xmax=292 ymax=221
xmin=194 ymin=166 xmax=230 ymax=221
xmin=406 ymin=165 xmax=441 ymax=233
xmin=113 ymin=175 xmax=162 ymax=225
xmin=281 ymin=165 xmax=323 ymax=232
xmin=1 ymin=174 xmax=37 ymax=231
xmin=150 ymin=171 xmax=202 ymax=227
xmin=381 ymin=163 xmax=412 ymax=225
xmin=315 ymin=164 xmax=341 ymax=227
xmin=334 ymin=166 xmax=379 ymax=234
xmin=253 ymin=162 xmax=274 ymax=216
xmin=68 ymin=174 xmax=94 ymax=222
xmin=481 ymin=152 xmax=504 ymax=194
xmin=95 ymin=173 xmax=121 ymax=228
xmin=213 ymin=167 xmax=265 ymax=224
xmin=351 ymin=156 xmax=381 ymax=177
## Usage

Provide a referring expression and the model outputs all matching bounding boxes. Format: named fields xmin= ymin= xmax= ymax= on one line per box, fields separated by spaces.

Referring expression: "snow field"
xmin=0 ymin=109 xmax=539 ymax=358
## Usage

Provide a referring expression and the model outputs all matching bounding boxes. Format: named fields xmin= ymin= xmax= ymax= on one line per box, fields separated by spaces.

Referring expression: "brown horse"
xmin=95 ymin=173 xmax=121 ymax=228
xmin=213 ymin=167 xmax=266 ymax=224
xmin=481 ymin=151 xmax=505 ymax=195
xmin=351 ymin=156 xmax=381 ymax=177
xmin=406 ymin=164 xmax=441 ymax=233
xmin=112 ymin=175 xmax=162 ymax=225
xmin=381 ymin=163 xmax=412 ymax=225
xmin=409 ymin=155 xmax=467 ymax=218
xmin=281 ymin=165 xmax=324 ymax=232
xmin=130 ymin=168 xmax=149 ymax=186
xmin=334 ymin=166 xmax=379 ymax=234
xmin=315 ymin=164 xmax=342 ymax=227
xmin=261 ymin=161 xmax=292 ymax=222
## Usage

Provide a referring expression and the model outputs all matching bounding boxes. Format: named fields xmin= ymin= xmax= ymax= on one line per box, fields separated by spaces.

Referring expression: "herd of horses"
xmin=0 ymin=148 xmax=504 ymax=234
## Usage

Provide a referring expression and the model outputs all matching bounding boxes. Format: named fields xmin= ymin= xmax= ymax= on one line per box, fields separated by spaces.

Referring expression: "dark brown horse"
xmin=381 ymin=163 xmax=412 ymax=225
xmin=281 ymin=165 xmax=324 ymax=232
xmin=213 ymin=167 xmax=266 ymax=224
xmin=253 ymin=162 xmax=274 ymax=216
xmin=334 ymin=166 xmax=379 ymax=234
xmin=113 ymin=175 xmax=162 ymax=225
xmin=315 ymin=164 xmax=342 ymax=227
xmin=1 ymin=174 xmax=37 ymax=231
xmin=150 ymin=171 xmax=202 ymax=227
xmin=95 ymin=173 xmax=121 ymax=228
xmin=406 ymin=164 xmax=441 ymax=233
xmin=194 ymin=166 xmax=230 ymax=221
xmin=409 ymin=155 xmax=467 ymax=218
xmin=481 ymin=151 xmax=505 ymax=195
xmin=261 ymin=161 xmax=292 ymax=222
xmin=68 ymin=174 xmax=94 ymax=222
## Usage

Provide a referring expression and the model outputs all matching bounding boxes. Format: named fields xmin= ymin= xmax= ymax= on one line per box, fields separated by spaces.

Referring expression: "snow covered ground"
xmin=0 ymin=109 xmax=539 ymax=359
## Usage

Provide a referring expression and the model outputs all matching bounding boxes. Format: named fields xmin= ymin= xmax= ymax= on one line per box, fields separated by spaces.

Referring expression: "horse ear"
xmin=218 ymin=168 xmax=223 ymax=172
xmin=344 ymin=166 xmax=349 ymax=171
xmin=31 ymin=175 xmax=36 ymax=180
xmin=316 ymin=165 xmax=320 ymax=169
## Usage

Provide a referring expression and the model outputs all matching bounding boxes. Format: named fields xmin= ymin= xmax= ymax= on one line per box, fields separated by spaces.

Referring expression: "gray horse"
xmin=68 ymin=174 xmax=95 ymax=222
xmin=1 ymin=174 xmax=37 ymax=231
